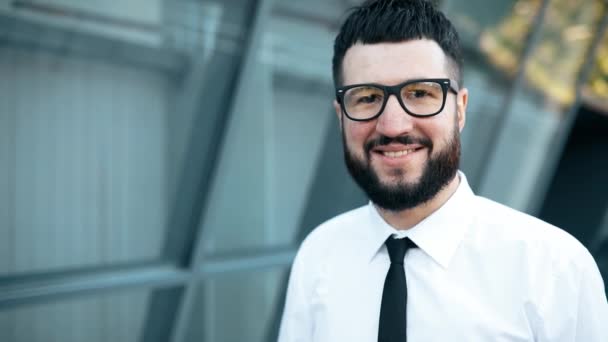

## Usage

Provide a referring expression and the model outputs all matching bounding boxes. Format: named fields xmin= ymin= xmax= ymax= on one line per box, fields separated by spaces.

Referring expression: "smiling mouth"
xmin=380 ymin=148 xmax=422 ymax=158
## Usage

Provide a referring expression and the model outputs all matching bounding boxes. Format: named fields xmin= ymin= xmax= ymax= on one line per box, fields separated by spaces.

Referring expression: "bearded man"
xmin=278 ymin=1 xmax=608 ymax=341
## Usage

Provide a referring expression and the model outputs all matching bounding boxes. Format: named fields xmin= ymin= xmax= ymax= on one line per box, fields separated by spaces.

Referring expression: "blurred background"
xmin=0 ymin=0 xmax=606 ymax=341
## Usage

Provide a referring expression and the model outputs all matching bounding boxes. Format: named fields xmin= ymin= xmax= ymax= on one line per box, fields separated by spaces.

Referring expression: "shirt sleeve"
xmin=572 ymin=249 xmax=608 ymax=342
xmin=536 ymin=246 xmax=608 ymax=342
xmin=277 ymin=245 xmax=314 ymax=342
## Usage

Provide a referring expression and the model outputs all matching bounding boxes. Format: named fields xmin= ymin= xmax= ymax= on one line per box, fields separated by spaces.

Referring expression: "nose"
xmin=375 ymin=94 xmax=415 ymax=137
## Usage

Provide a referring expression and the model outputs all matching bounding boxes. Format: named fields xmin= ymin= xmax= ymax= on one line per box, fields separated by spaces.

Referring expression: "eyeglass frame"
xmin=335 ymin=78 xmax=460 ymax=121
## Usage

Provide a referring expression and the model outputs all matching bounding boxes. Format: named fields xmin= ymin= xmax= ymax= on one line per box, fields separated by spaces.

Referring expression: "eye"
xmin=411 ymin=90 xmax=429 ymax=98
xmin=402 ymin=82 xmax=443 ymax=101
xmin=344 ymin=86 xmax=384 ymax=107
xmin=357 ymin=94 xmax=382 ymax=104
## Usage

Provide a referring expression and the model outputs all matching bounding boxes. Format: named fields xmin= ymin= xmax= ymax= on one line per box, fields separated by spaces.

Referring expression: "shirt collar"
xmin=365 ymin=171 xmax=475 ymax=269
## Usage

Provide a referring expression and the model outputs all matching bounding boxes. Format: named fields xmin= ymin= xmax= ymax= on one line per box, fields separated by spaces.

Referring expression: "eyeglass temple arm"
xmin=449 ymin=79 xmax=460 ymax=94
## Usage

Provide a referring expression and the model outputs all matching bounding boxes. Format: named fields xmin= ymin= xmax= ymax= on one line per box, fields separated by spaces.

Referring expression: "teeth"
xmin=383 ymin=149 xmax=416 ymax=158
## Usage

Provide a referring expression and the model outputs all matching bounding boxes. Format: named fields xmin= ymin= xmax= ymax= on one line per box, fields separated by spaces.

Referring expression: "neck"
xmin=376 ymin=173 xmax=461 ymax=230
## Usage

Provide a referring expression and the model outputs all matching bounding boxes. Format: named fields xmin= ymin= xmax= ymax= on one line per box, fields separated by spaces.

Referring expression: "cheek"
xmin=430 ymin=123 xmax=456 ymax=151
xmin=344 ymin=121 xmax=376 ymax=148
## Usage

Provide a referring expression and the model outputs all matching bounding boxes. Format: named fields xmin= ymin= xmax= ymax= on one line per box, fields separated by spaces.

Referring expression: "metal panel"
xmin=197 ymin=247 xmax=296 ymax=276
xmin=0 ymin=43 xmax=16 ymax=276
xmin=187 ymin=267 xmax=288 ymax=342
xmin=0 ymin=286 xmax=152 ymax=342
xmin=0 ymin=262 xmax=188 ymax=310
xmin=0 ymin=13 xmax=182 ymax=340
xmin=0 ymin=13 xmax=186 ymax=74
xmin=0 ymin=45 xmax=170 ymax=275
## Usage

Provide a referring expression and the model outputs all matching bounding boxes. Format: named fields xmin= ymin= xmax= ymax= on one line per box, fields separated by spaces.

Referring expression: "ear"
xmin=456 ymin=87 xmax=468 ymax=132
xmin=333 ymin=99 xmax=343 ymax=130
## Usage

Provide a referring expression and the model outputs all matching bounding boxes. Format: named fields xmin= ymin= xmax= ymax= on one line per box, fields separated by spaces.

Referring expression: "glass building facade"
xmin=0 ymin=0 xmax=606 ymax=341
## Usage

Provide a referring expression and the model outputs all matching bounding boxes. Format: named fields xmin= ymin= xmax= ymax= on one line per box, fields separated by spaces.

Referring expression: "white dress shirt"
xmin=278 ymin=173 xmax=608 ymax=342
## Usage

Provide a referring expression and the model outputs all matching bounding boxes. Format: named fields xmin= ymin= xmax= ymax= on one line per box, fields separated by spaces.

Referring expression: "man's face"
xmin=334 ymin=39 xmax=468 ymax=211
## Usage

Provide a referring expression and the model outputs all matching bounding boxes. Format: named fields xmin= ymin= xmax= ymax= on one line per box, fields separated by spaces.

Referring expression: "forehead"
xmin=341 ymin=39 xmax=449 ymax=85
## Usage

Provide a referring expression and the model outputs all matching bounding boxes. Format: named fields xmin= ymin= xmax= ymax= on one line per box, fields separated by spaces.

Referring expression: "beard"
xmin=343 ymin=122 xmax=461 ymax=212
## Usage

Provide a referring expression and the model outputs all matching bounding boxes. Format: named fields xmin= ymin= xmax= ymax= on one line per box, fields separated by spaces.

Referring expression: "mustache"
xmin=364 ymin=135 xmax=433 ymax=153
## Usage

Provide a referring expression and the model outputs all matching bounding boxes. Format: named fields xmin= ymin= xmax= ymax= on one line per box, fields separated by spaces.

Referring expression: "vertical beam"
xmin=471 ymin=0 xmax=551 ymax=191
xmin=166 ymin=0 xmax=276 ymax=341
xmin=137 ymin=286 xmax=184 ymax=341
xmin=590 ymin=205 xmax=608 ymax=254
xmin=526 ymin=3 xmax=608 ymax=216
xmin=161 ymin=51 xmax=246 ymax=267
xmin=140 ymin=0 xmax=269 ymax=341
xmin=139 ymin=49 xmax=243 ymax=342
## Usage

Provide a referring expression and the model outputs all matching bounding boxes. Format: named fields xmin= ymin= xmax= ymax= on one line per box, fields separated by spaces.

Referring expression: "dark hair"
xmin=332 ymin=0 xmax=463 ymax=87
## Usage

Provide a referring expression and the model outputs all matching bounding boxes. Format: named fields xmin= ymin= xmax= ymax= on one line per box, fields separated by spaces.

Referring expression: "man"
xmin=278 ymin=0 xmax=607 ymax=341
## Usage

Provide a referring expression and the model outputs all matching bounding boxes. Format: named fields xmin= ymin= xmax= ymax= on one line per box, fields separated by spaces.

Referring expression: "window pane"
xmin=0 ymin=46 xmax=170 ymax=275
xmin=0 ymin=288 xmax=152 ymax=342
xmin=185 ymin=267 xmax=288 ymax=342
xmin=476 ymin=0 xmax=607 ymax=211
xmin=0 ymin=0 xmax=243 ymax=274
xmin=199 ymin=0 xmax=365 ymax=254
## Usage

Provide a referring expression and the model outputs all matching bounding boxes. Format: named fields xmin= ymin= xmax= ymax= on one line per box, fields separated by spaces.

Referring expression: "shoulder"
xmin=471 ymin=195 xmax=593 ymax=274
xmin=296 ymin=204 xmax=369 ymax=258
xmin=468 ymin=196 xmax=607 ymax=318
xmin=287 ymin=205 xmax=369 ymax=294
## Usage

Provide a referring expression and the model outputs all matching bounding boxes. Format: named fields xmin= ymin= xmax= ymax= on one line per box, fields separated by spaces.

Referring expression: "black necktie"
xmin=378 ymin=236 xmax=417 ymax=342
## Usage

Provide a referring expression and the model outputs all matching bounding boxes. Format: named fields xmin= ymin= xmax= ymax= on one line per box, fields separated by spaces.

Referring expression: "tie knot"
xmin=385 ymin=237 xmax=417 ymax=264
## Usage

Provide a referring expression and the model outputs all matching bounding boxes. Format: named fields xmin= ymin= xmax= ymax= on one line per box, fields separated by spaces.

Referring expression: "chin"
xmin=378 ymin=168 xmax=422 ymax=184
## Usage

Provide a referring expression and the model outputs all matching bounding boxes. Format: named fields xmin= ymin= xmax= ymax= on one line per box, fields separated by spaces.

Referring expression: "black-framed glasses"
xmin=335 ymin=78 xmax=459 ymax=121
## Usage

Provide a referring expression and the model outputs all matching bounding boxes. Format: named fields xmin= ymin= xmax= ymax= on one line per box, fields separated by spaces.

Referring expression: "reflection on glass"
xmin=475 ymin=0 xmax=607 ymax=211
xmin=479 ymin=0 xmax=540 ymax=76
xmin=481 ymin=0 xmax=607 ymax=107
xmin=443 ymin=0 xmax=537 ymax=182
xmin=584 ymin=32 xmax=608 ymax=110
